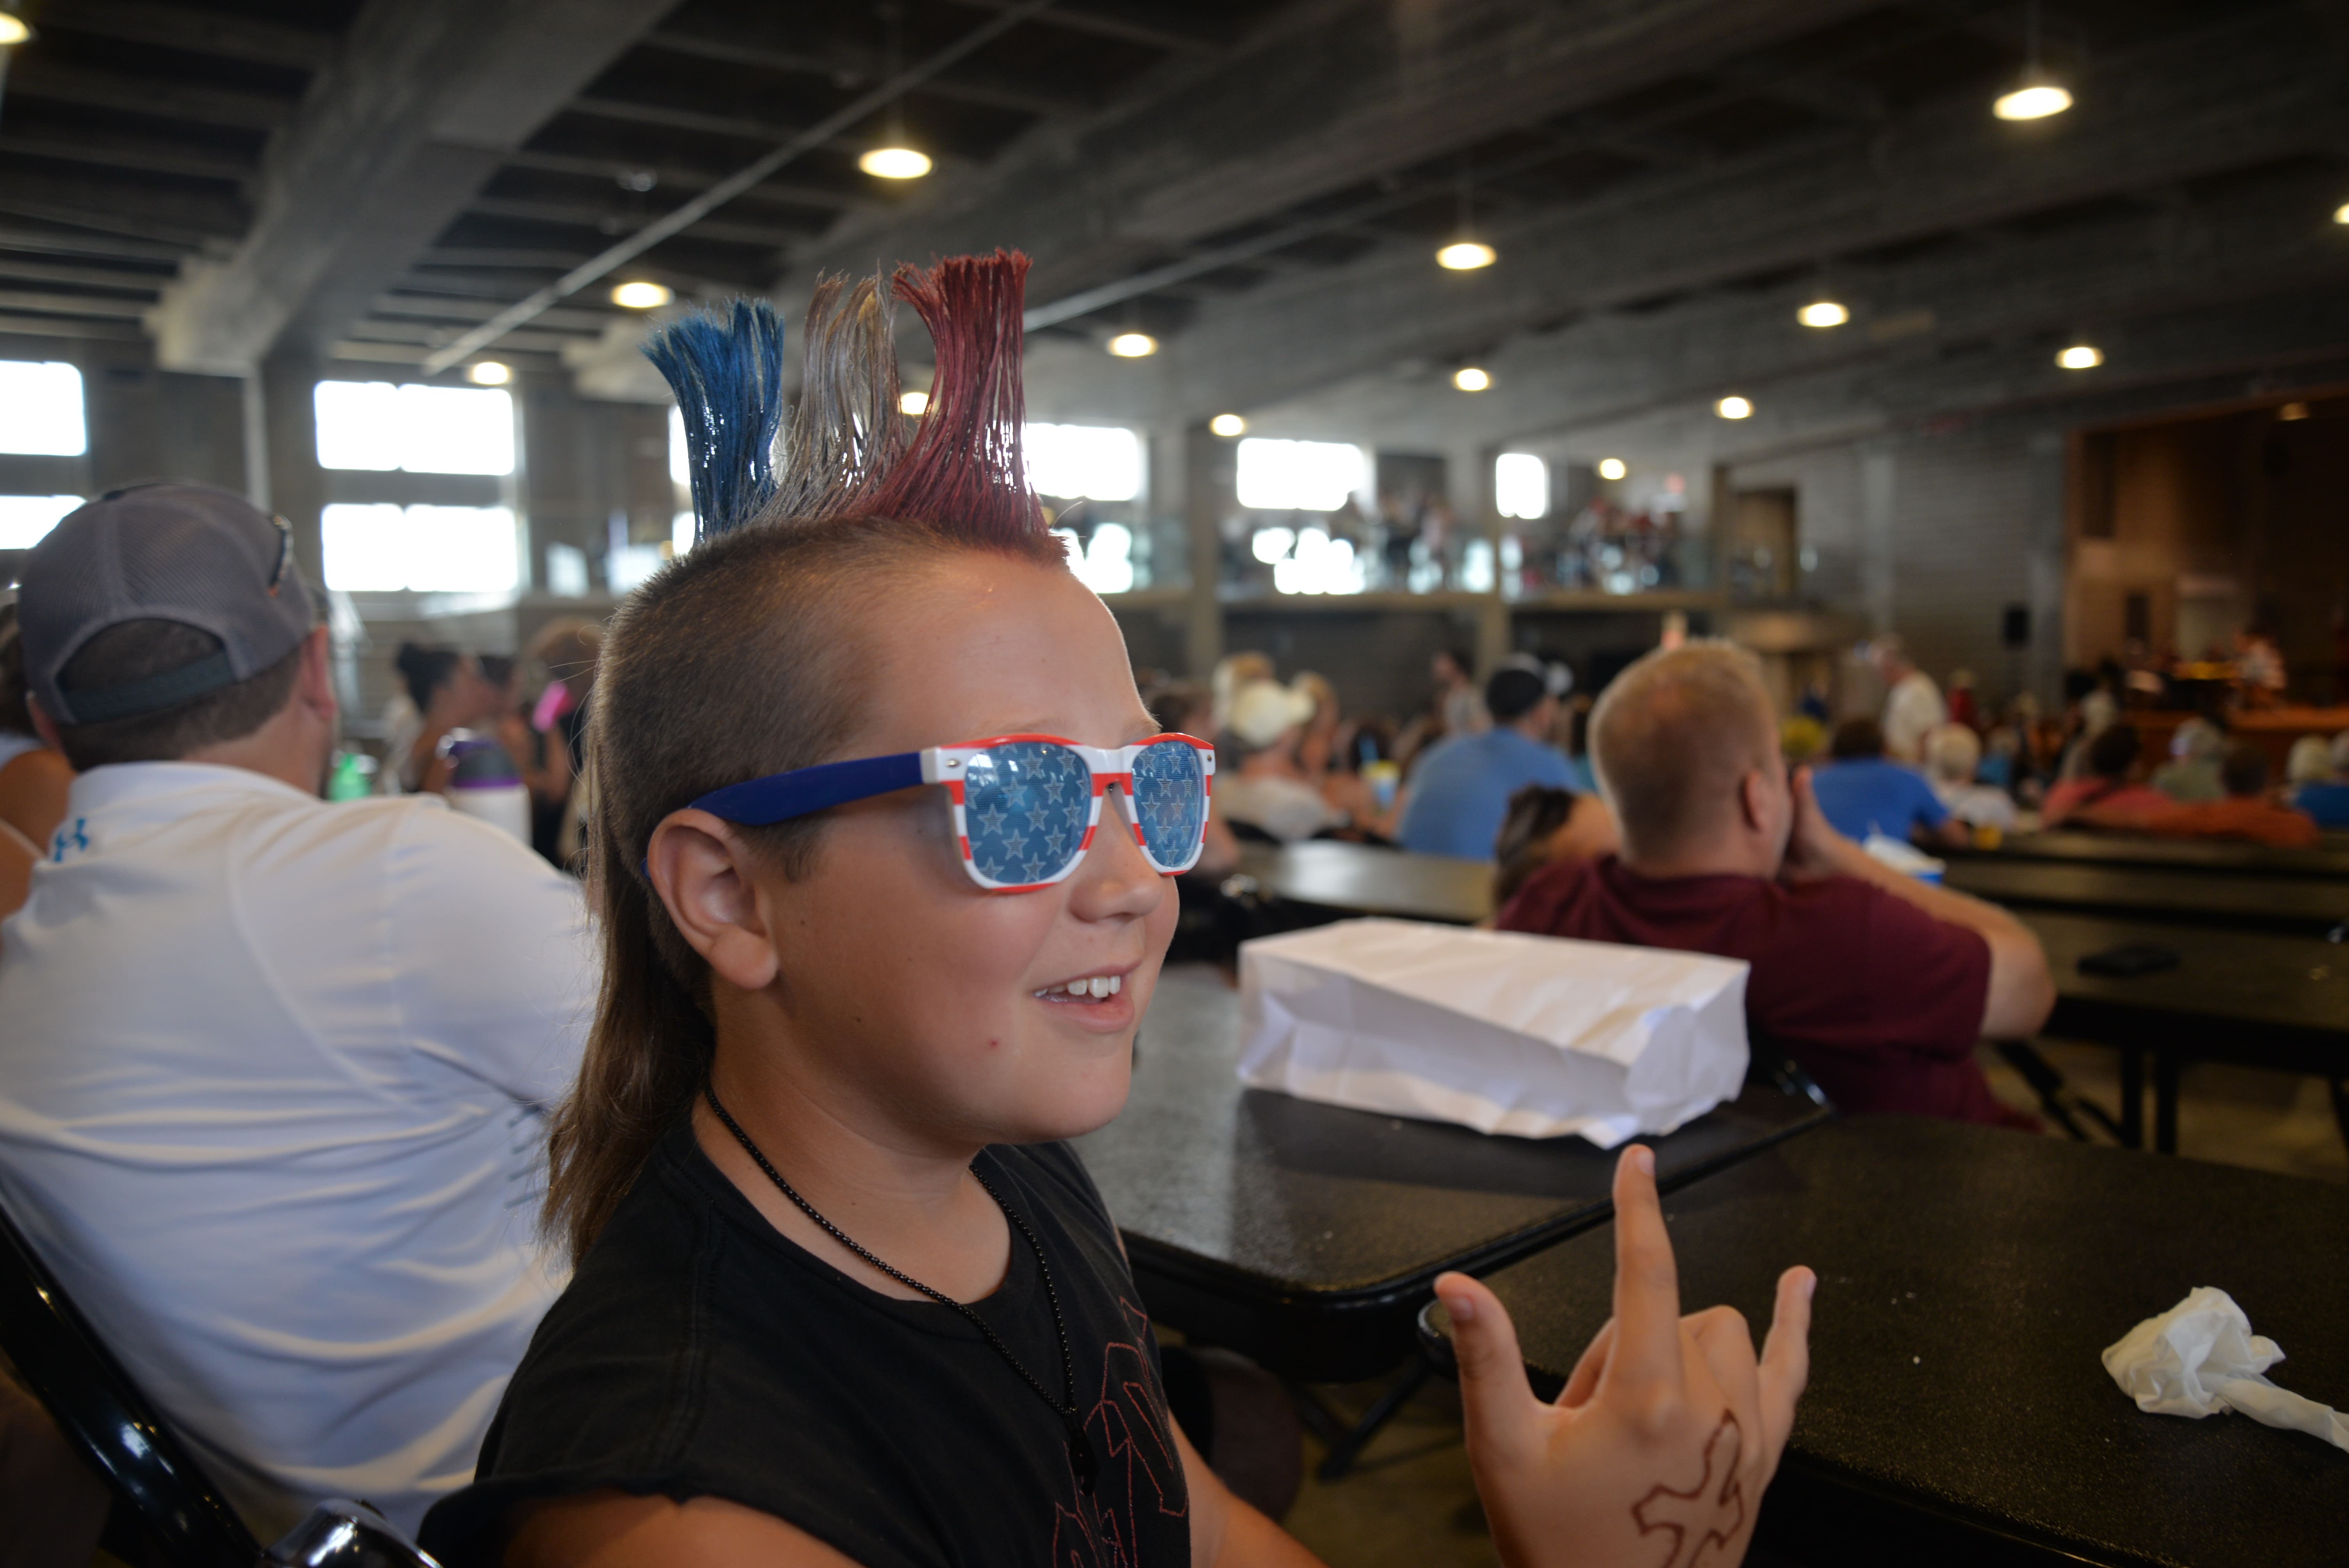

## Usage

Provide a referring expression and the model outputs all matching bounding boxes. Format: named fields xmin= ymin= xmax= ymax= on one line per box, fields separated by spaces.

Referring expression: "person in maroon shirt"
xmin=1497 ymin=643 xmax=2055 ymax=1127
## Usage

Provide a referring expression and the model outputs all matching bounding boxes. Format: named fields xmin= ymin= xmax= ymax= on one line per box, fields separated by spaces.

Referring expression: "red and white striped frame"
xmin=919 ymin=733 xmax=1216 ymax=892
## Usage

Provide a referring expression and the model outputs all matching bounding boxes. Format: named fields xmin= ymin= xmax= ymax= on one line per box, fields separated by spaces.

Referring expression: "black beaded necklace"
xmin=703 ymin=1085 xmax=1097 ymax=1492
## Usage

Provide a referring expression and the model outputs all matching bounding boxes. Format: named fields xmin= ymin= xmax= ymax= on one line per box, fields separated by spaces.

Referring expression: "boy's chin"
xmin=991 ymin=1060 xmax=1134 ymax=1145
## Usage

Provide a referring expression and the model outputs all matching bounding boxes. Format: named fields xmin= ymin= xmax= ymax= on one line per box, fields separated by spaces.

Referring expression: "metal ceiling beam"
xmin=0 ymin=129 xmax=256 ymax=184
xmin=150 ymin=0 xmax=681 ymax=373
xmin=0 ymin=226 xmax=191 ymax=263
xmin=794 ymin=0 xmax=1884 ymax=314
xmin=1067 ymin=7 xmax=2349 ymax=422
xmin=495 ymin=149 xmax=865 ymax=212
xmin=935 ymin=0 xmax=1226 ymax=55
xmin=43 ymin=0 xmax=340 ymax=71
xmin=461 ymin=195 xmax=822 ymax=248
xmin=639 ymin=30 xmax=1074 ymax=118
xmin=0 ymin=257 xmax=173 ymax=291
xmin=4 ymin=58 xmax=293 ymax=129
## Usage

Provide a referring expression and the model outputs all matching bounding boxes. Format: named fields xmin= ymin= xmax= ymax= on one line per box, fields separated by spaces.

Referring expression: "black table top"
xmin=2023 ymin=909 xmax=2349 ymax=1074
xmin=1421 ymin=1117 xmax=2349 ymax=1568
xmin=1954 ymin=831 xmax=2349 ymax=880
xmin=1076 ymin=972 xmax=1828 ymax=1381
xmin=1237 ymin=839 xmax=1492 ymax=925
xmin=1942 ymin=856 xmax=2349 ymax=934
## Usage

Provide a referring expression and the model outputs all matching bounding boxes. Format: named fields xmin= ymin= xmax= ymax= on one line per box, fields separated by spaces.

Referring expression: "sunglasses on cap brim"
xmin=672 ymin=733 xmax=1217 ymax=892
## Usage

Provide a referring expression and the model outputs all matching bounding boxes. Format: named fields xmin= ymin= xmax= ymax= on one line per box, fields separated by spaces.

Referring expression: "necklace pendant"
xmin=1069 ymin=1424 xmax=1098 ymax=1493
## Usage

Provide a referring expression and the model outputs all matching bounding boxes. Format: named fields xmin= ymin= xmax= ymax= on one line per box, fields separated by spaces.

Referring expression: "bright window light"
xmin=1024 ymin=424 xmax=1142 ymax=502
xmin=1272 ymin=526 xmax=1364 ymax=595
xmin=0 ymin=494 xmax=81 ymax=548
xmin=1496 ymin=453 xmax=1549 ymax=520
xmin=0 ymin=362 xmax=86 ymax=456
xmin=322 ymin=503 xmax=518 ymax=592
xmin=1235 ymin=438 xmax=1365 ymax=512
xmin=669 ymin=405 xmax=689 ymax=485
xmin=1250 ymin=526 xmax=1296 ymax=564
xmin=1053 ymin=522 xmax=1135 ymax=595
xmin=672 ymin=510 xmax=695 ymax=555
xmin=544 ymin=542 xmax=590 ymax=598
xmin=315 ymin=383 xmax=514 ymax=475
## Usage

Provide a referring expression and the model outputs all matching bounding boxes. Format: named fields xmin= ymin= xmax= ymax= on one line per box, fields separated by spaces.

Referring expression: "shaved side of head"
xmin=1591 ymin=641 xmax=1781 ymax=862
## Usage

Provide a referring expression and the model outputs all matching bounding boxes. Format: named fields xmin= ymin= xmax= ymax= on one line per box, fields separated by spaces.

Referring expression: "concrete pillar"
xmin=257 ymin=349 xmax=327 ymax=583
xmin=1858 ymin=440 xmax=1898 ymax=635
xmin=1450 ymin=438 xmax=1509 ymax=676
xmin=2023 ymin=429 xmax=2067 ymax=708
xmin=1183 ymin=422 xmax=1230 ymax=681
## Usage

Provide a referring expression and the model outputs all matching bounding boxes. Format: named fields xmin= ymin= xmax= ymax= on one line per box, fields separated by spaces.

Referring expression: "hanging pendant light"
xmin=1993 ymin=0 xmax=2072 ymax=120
xmin=860 ymin=7 xmax=932 ymax=180
xmin=1436 ymin=165 xmax=1496 ymax=271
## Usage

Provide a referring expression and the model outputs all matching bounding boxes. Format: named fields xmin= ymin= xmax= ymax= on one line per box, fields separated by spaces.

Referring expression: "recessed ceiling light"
xmin=611 ymin=280 xmax=672 ymax=309
xmin=899 ymin=390 xmax=929 ymax=416
xmin=2278 ymin=401 xmax=2310 ymax=422
xmin=1797 ymin=299 xmax=1850 ymax=329
xmin=1597 ymin=457 xmax=1627 ymax=481
xmin=1436 ymin=241 xmax=1496 ymax=271
xmin=1993 ymin=82 xmax=2072 ymax=121
xmin=1716 ymin=395 xmax=1753 ymax=420
xmin=2334 ymin=201 xmax=2349 ymax=225
xmin=1453 ymin=367 xmax=1491 ymax=392
xmin=859 ymin=146 xmax=932 ymax=180
xmin=1210 ymin=413 xmax=1246 ymax=437
xmin=0 ymin=16 xmax=30 ymax=45
xmin=1107 ymin=332 xmax=1158 ymax=358
xmin=2057 ymin=343 xmax=2102 ymax=370
xmin=466 ymin=361 xmax=511 ymax=387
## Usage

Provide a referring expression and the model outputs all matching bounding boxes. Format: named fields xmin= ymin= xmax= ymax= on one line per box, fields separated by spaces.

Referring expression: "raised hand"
xmin=1435 ymin=1146 xmax=1814 ymax=1568
xmin=1778 ymin=764 xmax=1855 ymax=883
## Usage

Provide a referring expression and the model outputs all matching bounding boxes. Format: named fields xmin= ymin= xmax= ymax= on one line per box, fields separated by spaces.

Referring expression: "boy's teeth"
xmin=1042 ymin=975 xmax=1125 ymax=999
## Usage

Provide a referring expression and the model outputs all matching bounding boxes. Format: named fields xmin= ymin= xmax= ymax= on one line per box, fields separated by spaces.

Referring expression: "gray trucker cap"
xmin=19 ymin=483 xmax=315 ymax=726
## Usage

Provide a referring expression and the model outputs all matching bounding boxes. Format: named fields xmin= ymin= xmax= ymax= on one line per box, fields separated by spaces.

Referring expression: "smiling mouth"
xmin=1033 ymin=974 xmax=1125 ymax=1001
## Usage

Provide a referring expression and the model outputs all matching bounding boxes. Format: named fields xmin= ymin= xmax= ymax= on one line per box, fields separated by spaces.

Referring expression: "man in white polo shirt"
xmin=0 ymin=485 xmax=594 ymax=1536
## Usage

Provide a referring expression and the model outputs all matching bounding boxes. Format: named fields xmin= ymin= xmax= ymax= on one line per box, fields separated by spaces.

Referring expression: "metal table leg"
xmin=1285 ymin=1355 xmax=1435 ymax=1482
xmin=2154 ymin=1050 xmax=2181 ymax=1155
xmin=2118 ymin=1046 xmax=2144 ymax=1150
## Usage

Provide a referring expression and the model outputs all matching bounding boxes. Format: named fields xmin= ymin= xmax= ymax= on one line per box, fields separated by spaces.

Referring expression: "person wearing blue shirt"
xmin=2292 ymin=733 xmax=2349 ymax=827
xmin=1810 ymin=718 xmax=1966 ymax=847
xmin=1398 ymin=666 xmax=1575 ymax=858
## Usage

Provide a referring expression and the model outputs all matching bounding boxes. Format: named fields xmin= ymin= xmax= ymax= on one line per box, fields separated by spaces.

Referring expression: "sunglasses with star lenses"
xmin=681 ymin=733 xmax=1216 ymax=891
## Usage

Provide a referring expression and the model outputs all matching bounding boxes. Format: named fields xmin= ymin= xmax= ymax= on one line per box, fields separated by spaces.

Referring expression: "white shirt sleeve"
xmin=384 ymin=806 xmax=598 ymax=1108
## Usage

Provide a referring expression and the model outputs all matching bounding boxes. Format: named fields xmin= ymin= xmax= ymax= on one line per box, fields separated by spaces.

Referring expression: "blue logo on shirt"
xmin=50 ymin=817 xmax=89 ymax=861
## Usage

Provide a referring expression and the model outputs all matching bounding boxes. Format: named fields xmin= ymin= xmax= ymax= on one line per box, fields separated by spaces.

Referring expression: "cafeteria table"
xmin=1076 ymin=969 xmax=1829 ymax=1474
xmin=2019 ymin=909 xmax=2349 ymax=1154
xmin=1418 ymin=1116 xmax=2349 ymax=1568
xmin=1940 ymin=855 xmax=2349 ymax=935
xmin=1951 ymin=830 xmax=2349 ymax=880
xmin=1234 ymin=839 xmax=1492 ymax=925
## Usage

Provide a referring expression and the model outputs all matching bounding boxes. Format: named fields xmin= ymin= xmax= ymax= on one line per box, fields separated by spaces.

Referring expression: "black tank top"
xmin=419 ymin=1119 xmax=1190 ymax=1568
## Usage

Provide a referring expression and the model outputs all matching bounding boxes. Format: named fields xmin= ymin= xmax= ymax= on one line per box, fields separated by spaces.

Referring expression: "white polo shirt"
xmin=0 ymin=762 xmax=596 ymax=1536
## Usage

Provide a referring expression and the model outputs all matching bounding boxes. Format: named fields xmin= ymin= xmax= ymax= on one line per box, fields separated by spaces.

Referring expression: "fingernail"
xmin=1442 ymin=1291 xmax=1476 ymax=1324
xmin=1631 ymin=1145 xmax=1655 ymax=1176
xmin=1803 ymin=1270 xmax=1818 ymax=1301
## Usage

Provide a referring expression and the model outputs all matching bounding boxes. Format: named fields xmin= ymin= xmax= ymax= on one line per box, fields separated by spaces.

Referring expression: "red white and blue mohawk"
xmin=645 ymin=250 xmax=1045 ymax=544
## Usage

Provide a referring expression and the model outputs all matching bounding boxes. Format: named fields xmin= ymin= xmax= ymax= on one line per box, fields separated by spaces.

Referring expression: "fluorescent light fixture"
xmin=1993 ymin=82 xmax=2071 ymax=121
xmin=1495 ymin=453 xmax=1548 ymax=520
xmin=1436 ymin=241 xmax=1496 ymax=271
xmin=611 ymin=280 xmax=673 ymax=309
xmin=1453 ymin=367 xmax=1491 ymax=392
xmin=1107 ymin=332 xmax=1158 ymax=358
xmin=0 ymin=16 xmax=30 ymax=46
xmin=1797 ymin=299 xmax=1849 ymax=328
xmin=859 ymin=146 xmax=932 ymax=180
xmin=1210 ymin=413 xmax=1247 ymax=437
xmin=1597 ymin=457 xmax=1627 ymax=481
xmin=2057 ymin=343 xmax=2102 ymax=370
xmin=899 ymin=390 xmax=930 ymax=416
xmin=1716 ymin=395 xmax=1754 ymax=420
xmin=466 ymin=361 xmax=511 ymax=386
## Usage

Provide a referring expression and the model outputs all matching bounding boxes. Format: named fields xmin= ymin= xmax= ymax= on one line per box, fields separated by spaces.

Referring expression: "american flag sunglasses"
xmin=682 ymin=733 xmax=1216 ymax=891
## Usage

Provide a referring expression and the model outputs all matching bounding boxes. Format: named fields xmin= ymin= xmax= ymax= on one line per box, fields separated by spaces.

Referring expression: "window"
xmin=670 ymin=405 xmax=689 ymax=485
xmin=322 ymin=504 xmax=518 ymax=592
xmin=1235 ymin=438 xmax=1365 ymax=512
xmin=1054 ymin=522 xmax=1135 ymax=595
xmin=544 ymin=542 xmax=590 ymax=598
xmin=1496 ymin=453 xmax=1549 ymax=520
xmin=0 ymin=494 xmax=84 ymax=549
xmin=0 ymin=362 xmax=86 ymax=456
xmin=1025 ymin=424 xmax=1142 ymax=502
xmin=314 ymin=382 xmax=514 ymax=475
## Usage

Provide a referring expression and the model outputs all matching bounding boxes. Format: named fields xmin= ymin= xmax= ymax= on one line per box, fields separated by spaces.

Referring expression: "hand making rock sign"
xmin=1435 ymin=1144 xmax=1816 ymax=1568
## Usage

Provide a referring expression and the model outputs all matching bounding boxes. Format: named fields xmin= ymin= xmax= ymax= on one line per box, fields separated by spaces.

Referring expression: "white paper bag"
xmin=1236 ymin=918 xmax=1750 ymax=1147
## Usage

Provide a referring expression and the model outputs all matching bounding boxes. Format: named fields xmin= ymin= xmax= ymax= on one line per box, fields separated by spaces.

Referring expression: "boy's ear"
xmin=646 ymin=811 xmax=781 ymax=992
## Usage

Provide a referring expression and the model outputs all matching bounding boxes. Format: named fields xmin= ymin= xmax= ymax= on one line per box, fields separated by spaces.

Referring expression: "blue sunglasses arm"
xmin=684 ymin=751 xmax=927 ymax=826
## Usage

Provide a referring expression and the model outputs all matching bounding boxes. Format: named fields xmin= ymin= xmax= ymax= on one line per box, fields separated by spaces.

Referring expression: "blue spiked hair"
xmin=643 ymin=299 xmax=788 ymax=541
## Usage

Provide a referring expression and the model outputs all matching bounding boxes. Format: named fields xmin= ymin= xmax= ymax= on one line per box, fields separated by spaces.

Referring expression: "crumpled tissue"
xmin=1236 ymin=917 xmax=1750 ymax=1147
xmin=2101 ymin=1286 xmax=2349 ymax=1452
